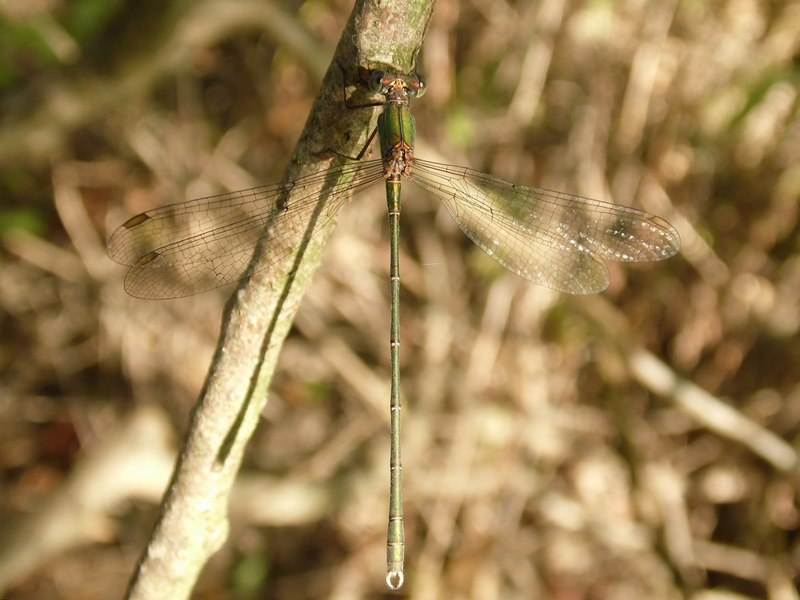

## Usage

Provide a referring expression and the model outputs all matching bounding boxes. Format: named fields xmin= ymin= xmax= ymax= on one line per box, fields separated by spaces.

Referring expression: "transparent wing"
xmin=410 ymin=159 xmax=680 ymax=294
xmin=108 ymin=160 xmax=385 ymax=299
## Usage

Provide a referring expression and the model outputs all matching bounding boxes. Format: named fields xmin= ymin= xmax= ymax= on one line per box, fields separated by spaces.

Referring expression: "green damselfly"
xmin=108 ymin=69 xmax=681 ymax=589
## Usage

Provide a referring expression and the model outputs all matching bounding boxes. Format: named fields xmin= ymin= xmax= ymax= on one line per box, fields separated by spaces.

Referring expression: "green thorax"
xmin=377 ymin=102 xmax=416 ymax=160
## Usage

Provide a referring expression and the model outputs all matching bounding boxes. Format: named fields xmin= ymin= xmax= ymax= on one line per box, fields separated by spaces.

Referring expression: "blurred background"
xmin=1 ymin=0 xmax=799 ymax=598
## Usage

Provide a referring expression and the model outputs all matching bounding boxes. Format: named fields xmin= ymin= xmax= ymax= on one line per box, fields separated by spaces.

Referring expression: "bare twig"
xmin=580 ymin=296 xmax=799 ymax=473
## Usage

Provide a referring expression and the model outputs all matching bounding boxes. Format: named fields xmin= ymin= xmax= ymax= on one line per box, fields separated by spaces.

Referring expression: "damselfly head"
xmin=367 ymin=70 xmax=426 ymax=98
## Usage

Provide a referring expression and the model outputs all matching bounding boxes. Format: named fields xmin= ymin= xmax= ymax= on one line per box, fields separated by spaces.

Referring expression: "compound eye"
xmin=368 ymin=70 xmax=386 ymax=92
xmin=411 ymin=75 xmax=426 ymax=98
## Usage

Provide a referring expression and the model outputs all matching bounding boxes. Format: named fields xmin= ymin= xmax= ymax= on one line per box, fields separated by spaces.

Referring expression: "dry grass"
xmin=1 ymin=0 xmax=799 ymax=598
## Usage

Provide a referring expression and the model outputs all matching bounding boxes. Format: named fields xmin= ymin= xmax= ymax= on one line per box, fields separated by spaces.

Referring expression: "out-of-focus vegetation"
xmin=1 ymin=0 xmax=798 ymax=598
